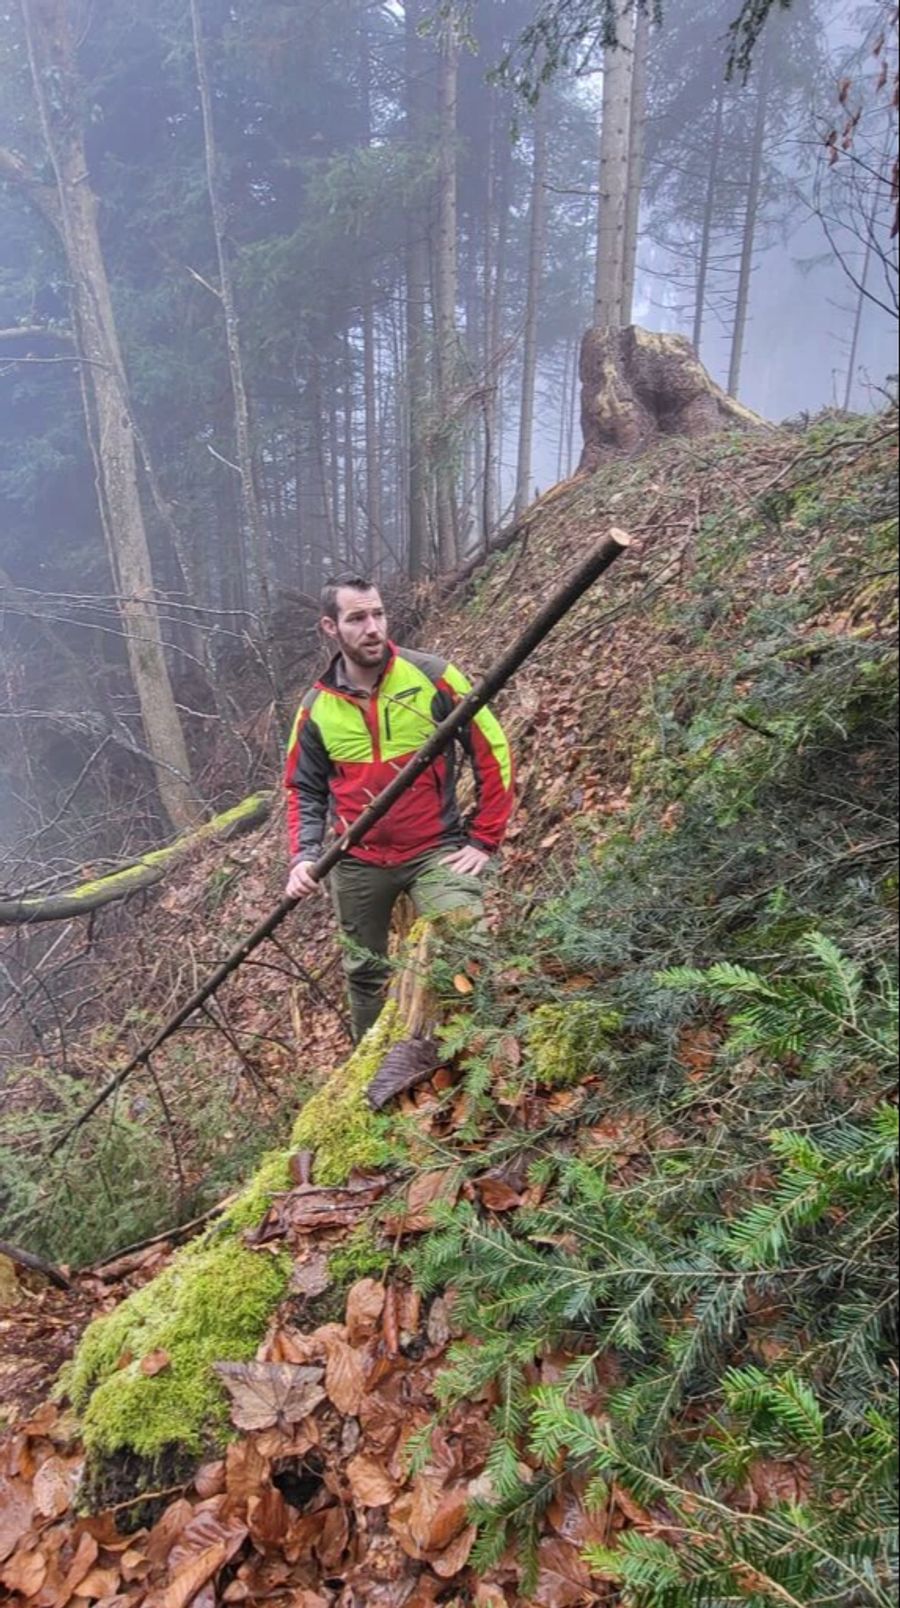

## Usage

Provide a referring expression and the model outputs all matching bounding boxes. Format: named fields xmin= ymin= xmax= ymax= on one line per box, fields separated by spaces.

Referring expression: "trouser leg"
xmin=330 ymin=859 xmax=401 ymax=1042
xmin=404 ymin=850 xmax=487 ymax=926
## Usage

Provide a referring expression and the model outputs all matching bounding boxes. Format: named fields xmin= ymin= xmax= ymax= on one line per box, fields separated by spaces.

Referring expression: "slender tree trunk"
xmin=484 ymin=123 xmax=513 ymax=545
xmin=405 ymin=0 xmax=430 ymax=578
xmin=343 ymin=326 xmax=358 ymax=561
xmin=594 ymin=0 xmax=636 ymax=327
xmin=515 ymin=101 xmax=549 ymax=522
xmin=189 ymin=0 xmax=273 ymax=618
xmin=435 ymin=4 xmax=461 ymax=571
xmin=19 ymin=0 xmax=198 ymax=833
xmin=693 ymin=85 xmax=725 ymax=355
xmin=728 ymin=28 xmax=773 ymax=398
xmin=621 ymin=2 xmax=650 ymax=325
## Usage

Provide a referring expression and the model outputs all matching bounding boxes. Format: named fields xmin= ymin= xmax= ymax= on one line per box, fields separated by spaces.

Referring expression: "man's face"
xmin=323 ymin=587 xmax=388 ymax=669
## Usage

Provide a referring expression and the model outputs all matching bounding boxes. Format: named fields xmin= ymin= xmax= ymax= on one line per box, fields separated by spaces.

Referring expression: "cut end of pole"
xmin=608 ymin=527 xmax=633 ymax=549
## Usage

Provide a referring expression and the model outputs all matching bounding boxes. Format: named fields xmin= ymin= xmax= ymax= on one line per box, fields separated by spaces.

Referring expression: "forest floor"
xmin=0 ymin=408 xmax=897 ymax=1608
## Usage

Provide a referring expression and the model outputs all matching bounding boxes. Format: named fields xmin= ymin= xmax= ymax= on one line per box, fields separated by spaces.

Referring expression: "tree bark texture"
xmin=621 ymin=2 xmax=651 ymax=326
xmin=728 ymin=27 xmax=773 ymax=398
xmin=435 ymin=5 xmax=462 ymax=571
xmin=19 ymin=0 xmax=199 ymax=834
xmin=190 ymin=0 xmax=274 ymax=617
xmin=514 ymin=101 xmax=549 ymax=522
xmin=693 ymin=85 xmax=725 ymax=356
xmin=579 ymin=326 xmax=766 ymax=472
xmin=405 ymin=0 xmax=430 ymax=579
xmin=594 ymin=1 xmax=637 ymax=329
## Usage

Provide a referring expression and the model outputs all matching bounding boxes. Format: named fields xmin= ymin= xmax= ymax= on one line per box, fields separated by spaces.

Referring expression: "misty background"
xmin=0 ymin=0 xmax=897 ymax=890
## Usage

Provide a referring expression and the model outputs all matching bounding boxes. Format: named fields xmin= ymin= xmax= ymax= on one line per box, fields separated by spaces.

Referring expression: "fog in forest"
xmin=1 ymin=0 xmax=897 ymax=881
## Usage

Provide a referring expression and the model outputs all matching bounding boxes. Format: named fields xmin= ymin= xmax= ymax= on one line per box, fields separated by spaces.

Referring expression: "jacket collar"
xmin=320 ymin=642 xmax=397 ymax=697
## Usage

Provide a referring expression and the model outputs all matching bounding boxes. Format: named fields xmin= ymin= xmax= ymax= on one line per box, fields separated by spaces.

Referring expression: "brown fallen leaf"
xmin=215 ymin=1361 xmax=326 ymax=1433
xmin=154 ymin=1512 xmax=248 ymax=1608
xmin=432 ymin=1520 xmax=477 ymax=1578
xmin=145 ymin=1499 xmax=194 ymax=1569
xmin=193 ymin=1459 xmax=226 ymax=1500
xmin=32 ymin=1455 xmax=80 ymax=1520
xmin=140 ymin=1349 xmax=172 ymax=1377
xmin=290 ymin=1253 xmax=331 ymax=1300
xmin=367 ymin=1037 xmax=441 ymax=1110
xmin=75 ymin=1564 xmax=122 ymax=1600
xmin=324 ymin=1337 xmax=367 ymax=1417
xmin=345 ymin=1278 xmax=386 ymax=1346
xmin=0 ymin=1476 xmax=34 ymax=1563
xmin=0 ymin=1547 xmax=48 ymax=1599
xmin=52 ymin=1530 xmax=98 ymax=1607
xmin=533 ymin=1535 xmax=593 ymax=1606
xmin=453 ymin=975 xmax=475 ymax=996
xmin=346 ymin=1453 xmax=399 ymax=1509
xmin=476 ymin=1176 xmax=524 ymax=1213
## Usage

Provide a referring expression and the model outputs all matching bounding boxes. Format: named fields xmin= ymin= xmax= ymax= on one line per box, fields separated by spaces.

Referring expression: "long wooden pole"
xmin=49 ymin=530 xmax=631 ymax=1153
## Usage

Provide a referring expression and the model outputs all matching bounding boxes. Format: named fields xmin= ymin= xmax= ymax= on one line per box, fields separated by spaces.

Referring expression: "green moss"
xmin=527 ymin=1000 xmax=623 ymax=1088
xmin=67 ymin=1238 xmax=288 ymax=1459
xmin=289 ymin=1001 xmax=409 ymax=1185
xmin=328 ymin=1224 xmax=391 ymax=1287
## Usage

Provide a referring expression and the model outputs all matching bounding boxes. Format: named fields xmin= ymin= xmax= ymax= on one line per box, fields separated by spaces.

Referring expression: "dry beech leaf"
xmin=345 ymin=1279 xmax=386 ymax=1346
xmin=432 ymin=1520 xmax=478 ymax=1578
xmin=140 ymin=1349 xmax=172 ymax=1378
xmin=476 ymin=1176 xmax=523 ymax=1213
xmin=52 ymin=1530 xmax=98 ymax=1607
xmin=324 ymin=1337 xmax=366 ymax=1417
xmin=75 ymin=1564 xmax=121 ymax=1600
xmin=0 ymin=1476 xmax=34 ymax=1563
xmin=32 ymin=1455 xmax=79 ymax=1520
xmin=155 ymin=1513 xmax=248 ymax=1608
xmin=0 ymin=1547 xmax=48 ymax=1599
xmin=533 ymin=1536 xmax=593 ymax=1607
xmin=193 ymin=1459 xmax=226 ymax=1500
xmin=346 ymin=1453 xmax=398 ymax=1509
xmin=145 ymin=1499 xmax=194 ymax=1569
xmin=290 ymin=1253 xmax=331 ymax=1300
xmin=367 ymin=1037 xmax=441 ymax=1111
xmin=215 ymin=1361 xmax=326 ymax=1432
xmin=453 ymin=974 xmax=475 ymax=996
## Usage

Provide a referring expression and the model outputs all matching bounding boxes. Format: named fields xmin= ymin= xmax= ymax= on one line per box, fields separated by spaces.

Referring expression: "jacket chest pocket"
xmin=383 ymin=690 xmax=433 ymax=754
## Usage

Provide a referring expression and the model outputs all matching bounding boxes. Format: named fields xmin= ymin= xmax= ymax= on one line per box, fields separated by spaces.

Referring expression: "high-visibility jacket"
xmin=284 ymin=645 xmax=514 ymax=867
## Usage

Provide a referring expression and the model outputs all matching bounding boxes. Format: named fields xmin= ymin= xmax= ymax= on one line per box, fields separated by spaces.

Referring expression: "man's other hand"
xmin=443 ymin=845 xmax=491 ymax=878
xmin=286 ymin=861 xmax=322 ymax=899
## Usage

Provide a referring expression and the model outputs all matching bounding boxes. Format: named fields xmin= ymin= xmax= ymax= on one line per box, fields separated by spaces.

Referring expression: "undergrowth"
xmin=407 ymin=446 xmax=899 ymax=1607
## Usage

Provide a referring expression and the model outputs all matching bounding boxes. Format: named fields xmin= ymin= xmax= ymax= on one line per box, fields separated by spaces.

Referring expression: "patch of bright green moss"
xmin=289 ymin=1000 xmax=409 ymax=1185
xmin=67 ymin=1237 xmax=288 ymax=1459
xmin=528 ymin=1000 xmax=623 ymax=1088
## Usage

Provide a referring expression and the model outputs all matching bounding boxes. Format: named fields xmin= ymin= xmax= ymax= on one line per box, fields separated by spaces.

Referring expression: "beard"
xmin=337 ymin=627 xmax=388 ymax=671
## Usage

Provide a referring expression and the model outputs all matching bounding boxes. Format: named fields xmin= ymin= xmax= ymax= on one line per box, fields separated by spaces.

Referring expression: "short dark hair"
xmin=321 ymin=574 xmax=378 ymax=622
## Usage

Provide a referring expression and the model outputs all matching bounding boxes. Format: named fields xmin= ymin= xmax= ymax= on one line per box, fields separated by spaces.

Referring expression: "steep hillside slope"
xmin=1 ymin=411 xmax=897 ymax=1608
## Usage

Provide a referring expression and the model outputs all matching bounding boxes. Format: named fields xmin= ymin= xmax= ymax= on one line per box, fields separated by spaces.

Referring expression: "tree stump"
xmin=578 ymin=326 xmax=766 ymax=472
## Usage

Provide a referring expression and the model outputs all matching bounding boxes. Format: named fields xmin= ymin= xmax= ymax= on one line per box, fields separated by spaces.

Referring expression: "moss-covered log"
xmin=0 ymin=793 xmax=273 ymax=926
xmin=579 ymin=325 xmax=767 ymax=472
xmin=63 ymin=925 xmax=440 ymax=1505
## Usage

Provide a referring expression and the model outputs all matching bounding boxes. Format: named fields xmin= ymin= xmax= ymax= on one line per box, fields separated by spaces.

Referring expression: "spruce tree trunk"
xmin=693 ymin=86 xmax=725 ymax=355
xmin=621 ymin=2 xmax=650 ymax=326
xmin=19 ymin=0 xmax=199 ymax=834
xmin=515 ymin=101 xmax=549 ymax=522
xmin=435 ymin=5 xmax=461 ymax=571
xmin=405 ymin=0 xmax=430 ymax=579
xmin=189 ymin=0 xmax=273 ymax=619
xmin=728 ymin=29 xmax=772 ymax=398
xmin=594 ymin=0 xmax=636 ymax=328
xmin=343 ymin=327 xmax=358 ymax=562
xmin=483 ymin=124 xmax=513 ymax=546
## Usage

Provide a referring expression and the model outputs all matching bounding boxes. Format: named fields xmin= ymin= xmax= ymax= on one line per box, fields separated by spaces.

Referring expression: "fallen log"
xmin=0 ymin=1237 xmax=72 ymax=1291
xmin=0 ymin=792 xmax=274 ymax=926
xmin=49 ymin=530 xmax=631 ymax=1155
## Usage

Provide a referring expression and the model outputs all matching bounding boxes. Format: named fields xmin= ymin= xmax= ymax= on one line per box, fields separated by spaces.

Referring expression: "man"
xmin=284 ymin=575 xmax=514 ymax=1042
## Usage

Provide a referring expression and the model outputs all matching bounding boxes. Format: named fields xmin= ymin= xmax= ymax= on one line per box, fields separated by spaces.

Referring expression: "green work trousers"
xmin=330 ymin=850 xmax=484 ymax=1043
